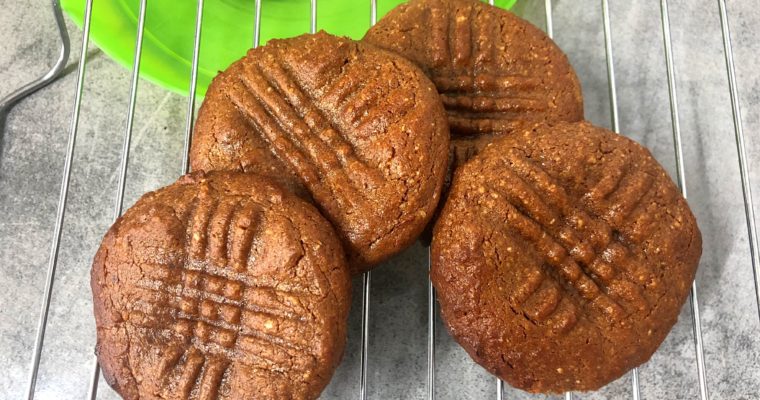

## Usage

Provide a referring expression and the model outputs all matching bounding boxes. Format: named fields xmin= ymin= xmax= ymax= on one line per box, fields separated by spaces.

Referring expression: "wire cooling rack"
xmin=2 ymin=0 xmax=758 ymax=399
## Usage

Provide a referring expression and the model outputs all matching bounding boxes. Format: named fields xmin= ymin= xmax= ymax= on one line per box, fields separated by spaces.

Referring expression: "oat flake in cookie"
xmin=431 ymin=122 xmax=701 ymax=393
xmin=91 ymin=171 xmax=351 ymax=400
xmin=364 ymin=0 xmax=583 ymax=166
xmin=190 ymin=32 xmax=450 ymax=273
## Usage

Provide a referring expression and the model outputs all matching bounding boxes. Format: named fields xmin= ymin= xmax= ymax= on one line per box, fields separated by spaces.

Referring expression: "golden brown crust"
xmin=363 ymin=0 xmax=583 ymax=165
xmin=431 ymin=122 xmax=701 ymax=393
xmin=91 ymin=171 xmax=351 ymax=400
xmin=190 ymin=32 xmax=450 ymax=274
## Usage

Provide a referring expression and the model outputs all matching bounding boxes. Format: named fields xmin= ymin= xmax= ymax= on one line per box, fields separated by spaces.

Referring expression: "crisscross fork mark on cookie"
xmin=224 ymin=52 xmax=395 ymax=215
xmin=185 ymin=191 xmax=313 ymax=291
xmin=131 ymin=267 xmax=317 ymax=400
xmin=126 ymin=192 xmax=326 ymax=398
xmin=364 ymin=0 xmax=585 ymax=139
xmin=265 ymin=49 xmax=419 ymax=186
xmin=479 ymin=151 xmax=657 ymax=329
xmin=422 ymin=2 xmax=548 ymax=119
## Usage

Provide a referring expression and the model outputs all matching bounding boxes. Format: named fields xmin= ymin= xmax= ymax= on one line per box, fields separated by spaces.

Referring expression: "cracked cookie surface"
xmin=190 ymin=32 xmax=449 ymax=273
xmin=431 ymin=122 xmax=701 ymax=393
xmin=91 ymin=171 xmax=351 ymax=400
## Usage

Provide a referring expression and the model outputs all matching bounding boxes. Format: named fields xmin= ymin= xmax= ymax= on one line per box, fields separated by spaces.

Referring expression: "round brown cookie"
xmin=190 ymin=31 xmax=449 ymax=274
xmin=431 ymin=122 xmax=701 ymax=393
xmin=91 ymin=171 xmax=351 ymax=400
xmin=363 ymin=0 xmax=583 ymax=166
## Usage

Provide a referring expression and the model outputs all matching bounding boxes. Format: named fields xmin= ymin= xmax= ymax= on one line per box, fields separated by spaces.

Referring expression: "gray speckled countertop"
xmin=1 ymin=0 xmax=759 ymax=399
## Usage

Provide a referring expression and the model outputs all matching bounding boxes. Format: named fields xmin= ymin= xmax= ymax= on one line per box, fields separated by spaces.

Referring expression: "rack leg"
xmin=0 ymin=0 xmax=70 ymax=121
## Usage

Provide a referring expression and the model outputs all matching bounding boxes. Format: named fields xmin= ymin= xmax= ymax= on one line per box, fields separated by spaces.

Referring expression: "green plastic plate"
xmin=61 ymin=0 xmax=516 ymax=97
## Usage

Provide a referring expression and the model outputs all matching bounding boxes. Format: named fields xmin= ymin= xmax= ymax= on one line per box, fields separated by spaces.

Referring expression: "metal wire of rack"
xmin=2 ymin=0 xmax=758 ymax=399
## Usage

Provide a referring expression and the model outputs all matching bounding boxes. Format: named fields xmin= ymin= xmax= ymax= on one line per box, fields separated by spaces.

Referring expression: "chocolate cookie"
xmin=91 ymin=171 xmax=351 ymax=400
xmin=190 ymin=32 xmax=449 ymax=273
xmin=431 ymin=122 xmax=701 ymax=393
xmin=363 ymin=0 xmax=583 ymax=166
